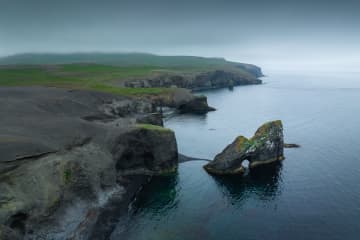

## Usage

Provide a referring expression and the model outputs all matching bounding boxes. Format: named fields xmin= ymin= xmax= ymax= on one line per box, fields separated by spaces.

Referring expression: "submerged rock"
xmin=204 ymin=120 xmax=284 ymax=175
xmin=284 ymin=143 xmax=301 ymax=148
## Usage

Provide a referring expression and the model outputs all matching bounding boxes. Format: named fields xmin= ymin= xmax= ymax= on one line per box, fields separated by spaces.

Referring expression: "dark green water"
xmin=111 ymin=71 xmax=360 ymax=240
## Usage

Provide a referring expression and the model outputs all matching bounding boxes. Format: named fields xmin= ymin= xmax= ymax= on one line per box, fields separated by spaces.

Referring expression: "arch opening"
xmin=242 ymin=159 xmax=250 ymax=169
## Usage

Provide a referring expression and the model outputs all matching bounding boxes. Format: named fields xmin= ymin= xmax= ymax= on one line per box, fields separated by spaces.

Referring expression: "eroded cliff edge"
xmin=124 ymin=69 xmax=262 ymax=91
xmin=0 ymin=87 xmax=179 ymax=239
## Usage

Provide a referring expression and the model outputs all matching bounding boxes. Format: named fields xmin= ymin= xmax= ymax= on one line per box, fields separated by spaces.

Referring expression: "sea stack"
xmin=204 ymin=120 xmax=284 ymax=175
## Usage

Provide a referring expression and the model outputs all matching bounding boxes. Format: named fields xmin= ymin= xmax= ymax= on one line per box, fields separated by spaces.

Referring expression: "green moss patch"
xmin=135 ymin=124 xmax=172 ymax=132
xmin=63 ymin=169 xmax=72 ymax=184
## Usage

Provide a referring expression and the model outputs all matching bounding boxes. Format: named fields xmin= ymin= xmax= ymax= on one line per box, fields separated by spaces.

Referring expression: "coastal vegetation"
xmin=0 ymin=53 xmax=262 ymax=97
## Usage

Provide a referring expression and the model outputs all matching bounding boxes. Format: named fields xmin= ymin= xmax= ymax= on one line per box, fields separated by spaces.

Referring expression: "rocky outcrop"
xmin=150 ymin=88 xmax=216 ymax=114
xmin=136 ymin=112 xmax=163 ymax=126
xmin=112 ymin=124 xmax=178 ymax=175
xmin=204 ymin=120 xmax=284 ymax=175
xmin=178 ymin=95 xmax=216 ymax=114
xmin=0 ymin=87 xmax=178 ymax=239
xmin=124 ymin=69 xmax=262 ymax=91
xmin=233 ymin=63 xmax=264 ymax=78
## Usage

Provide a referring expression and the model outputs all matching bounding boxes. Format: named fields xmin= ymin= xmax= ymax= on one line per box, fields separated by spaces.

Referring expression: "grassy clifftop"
xmin=0 ymin=53 xmax=230 ymax=67
xmin=0 ymin=53 xmax=262 ymax=96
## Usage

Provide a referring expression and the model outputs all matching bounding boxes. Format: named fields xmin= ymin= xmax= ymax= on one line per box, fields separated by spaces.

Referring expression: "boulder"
xmin=204 ymin=120 xmax=284 ymax=175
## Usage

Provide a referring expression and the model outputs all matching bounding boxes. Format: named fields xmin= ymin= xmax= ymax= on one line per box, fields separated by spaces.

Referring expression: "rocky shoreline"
xmin=0 ymin=87 xmax=179 ymax=239
xmin=124 ymin=69 xmax=262 ymax=91
xmin=0 ymin=66 xmax=265 ymax=239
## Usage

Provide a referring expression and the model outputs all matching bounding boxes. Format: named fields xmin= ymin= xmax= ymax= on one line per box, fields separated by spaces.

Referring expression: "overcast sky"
xmin=1 ymin=0 xmax=359 ymax=71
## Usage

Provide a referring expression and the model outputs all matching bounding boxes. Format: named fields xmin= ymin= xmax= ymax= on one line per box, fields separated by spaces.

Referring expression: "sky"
xmin=0 ymin=0 xmax=359 ymax=71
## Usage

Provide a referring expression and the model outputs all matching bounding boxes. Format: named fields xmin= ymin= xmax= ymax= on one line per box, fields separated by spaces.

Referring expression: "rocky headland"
xmin=124 ymin=69 xmax=262 ymax=91
xmin=0 ymin=87 xmax=181 ymax=239
xmin=0 ymin=88 xmax=286 ymax=239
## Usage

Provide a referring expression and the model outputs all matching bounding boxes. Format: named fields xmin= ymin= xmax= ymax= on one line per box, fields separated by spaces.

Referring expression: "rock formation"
xmin=124 ymin=69 xmax=262 ymax=91
xmin=151 ymin=88 xmax=216 ymax=114
xmin=178 ymin=95 xmax=216 ymax=114
xmin=0 ymin=87 xmax=178 ymax=239
xmin=284 ymin=143 xmax=301 ymax=148
xmin=204 ymin=120 xmax=284 ymax=175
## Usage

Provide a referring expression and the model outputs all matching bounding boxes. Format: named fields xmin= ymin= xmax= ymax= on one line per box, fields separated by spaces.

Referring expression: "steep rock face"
xmin=124 ymin=70 xmax=262 ymax=91
xmin=178 ymin=95 xmax=216 ymax=114
xmin=111 ymin=124 xmax=178 ymax=175
xmin=0 ymin=87 xmax=178 ymax=239
xmin=234 ymin=64 xmax=264 ymax=78
xmin=204 ymin=120 xmax=284 ymax=175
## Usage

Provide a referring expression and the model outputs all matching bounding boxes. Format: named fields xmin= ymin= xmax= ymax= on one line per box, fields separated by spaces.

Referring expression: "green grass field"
xmin=0 ymin=53 xmax=259 ymax=97
xmin=0 ymin=65 xmax=176 ymax=96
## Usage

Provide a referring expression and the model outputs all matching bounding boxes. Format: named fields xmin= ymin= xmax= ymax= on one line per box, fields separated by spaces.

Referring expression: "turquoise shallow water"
xmin=111 ymin=71 xmax=360 ymax=240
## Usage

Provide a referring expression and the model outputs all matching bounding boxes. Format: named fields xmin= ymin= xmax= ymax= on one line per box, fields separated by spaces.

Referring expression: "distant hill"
xmin=0 ymin=53 xmax=263 ymax=96
xmin=0 ymin=53 xmax=229 ymax=67
xmin=0 ymin=53 xmax=262 ymax=76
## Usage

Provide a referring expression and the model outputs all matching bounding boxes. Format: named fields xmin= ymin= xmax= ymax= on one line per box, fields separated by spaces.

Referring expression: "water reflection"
xmin=210 ymin=161 xmax=283 ymax=205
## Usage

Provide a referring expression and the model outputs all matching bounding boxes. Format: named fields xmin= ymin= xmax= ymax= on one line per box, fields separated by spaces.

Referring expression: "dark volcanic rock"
xmin=0 ymin=224 xmax=22 ymax=240
xmin=204 ymin=120 xmax=284 ymax=175
xmin=178 ymin=95 xmax=216 ymax=114
xmin=0 ymin=87 xmax=178 ymax=239
xmin=111 ymin=125 xmax=178 ymax=175
xmin=150 ymin=88 xmax=216 ymax=115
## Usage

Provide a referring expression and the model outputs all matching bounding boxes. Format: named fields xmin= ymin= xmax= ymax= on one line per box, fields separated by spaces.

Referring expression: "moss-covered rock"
xmin=135 ymin=123 xmax=171 ymax=132
xmin=111 ymin=125 xmax=178 ymax=176
xmin=204 ymin=120 xmax=284 ymax=175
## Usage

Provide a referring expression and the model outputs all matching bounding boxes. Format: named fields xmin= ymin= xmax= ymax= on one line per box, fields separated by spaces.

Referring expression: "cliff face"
xmin=0 ymin=87 xmax=178 ymax=239
xmin=124 ymin=69 xmax=262 ymax=91
xmin=232 ymin=63 xmax=264 ymax=78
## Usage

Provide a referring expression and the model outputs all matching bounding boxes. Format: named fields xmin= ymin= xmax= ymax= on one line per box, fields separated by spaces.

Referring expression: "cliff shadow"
xmin=130 ymin=172 xmax=179 ymax=215
xmin=106 ymin=173 xmax=179 ymax=239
